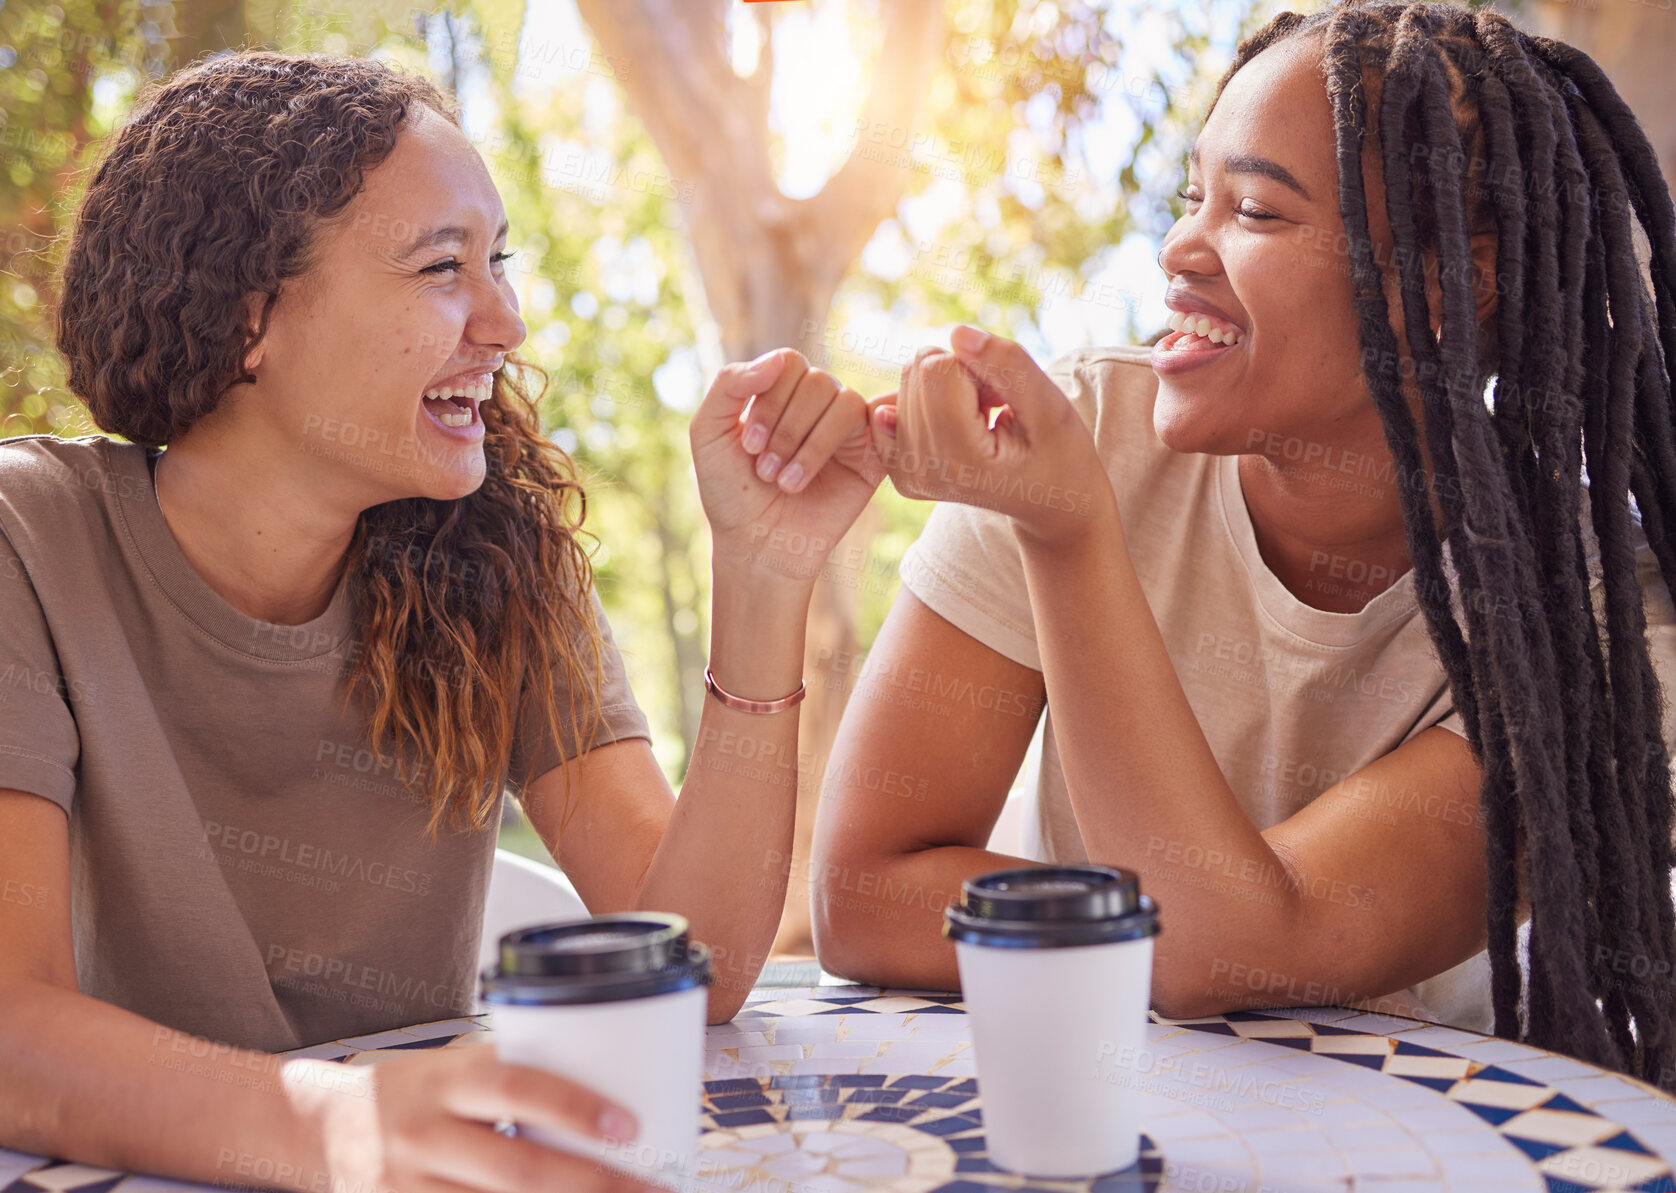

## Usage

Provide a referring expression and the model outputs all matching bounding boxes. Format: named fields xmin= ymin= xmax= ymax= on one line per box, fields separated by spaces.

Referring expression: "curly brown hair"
xmin=55 ymin=50 xmax=606 ymax=840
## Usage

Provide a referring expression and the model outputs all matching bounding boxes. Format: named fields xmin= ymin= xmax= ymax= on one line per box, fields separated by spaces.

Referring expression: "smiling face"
xmin=1151 ymin=35 xmax=1392 ymax=462
xmin=238 ymin=103 xmax=526 ymax=504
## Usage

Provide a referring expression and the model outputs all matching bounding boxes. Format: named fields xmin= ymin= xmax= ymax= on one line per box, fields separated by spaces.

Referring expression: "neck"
xmin=153 ymin=421 xmax=358 ymax=626
xmin=1237 ymin=450 xmax=1414 ymax=613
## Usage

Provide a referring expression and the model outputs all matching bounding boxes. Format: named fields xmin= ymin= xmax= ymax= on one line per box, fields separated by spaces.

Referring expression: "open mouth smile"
xmin=421 ymin=372 xmax=492 ymax=436
xmin=1151 ymin=308 xmax=1247 ymax=375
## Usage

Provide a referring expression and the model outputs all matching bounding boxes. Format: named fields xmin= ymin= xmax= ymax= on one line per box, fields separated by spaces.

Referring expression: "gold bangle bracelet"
xmin=703 ymin=664 xmax=807 ymax=714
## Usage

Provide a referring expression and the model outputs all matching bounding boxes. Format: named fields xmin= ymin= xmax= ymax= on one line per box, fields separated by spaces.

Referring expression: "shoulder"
xmin=1047 ymin=343 xmax=1158 ymax=384
xmin=0 ymin=435 xmax=144 ymax=550
xmin=0 ymin=435 xmax=138 ymax=499
xmin=1045 ymin=345 xmax=1159 ymax=432
xmin=1043 ymin=345 xmax=1170 ymax=478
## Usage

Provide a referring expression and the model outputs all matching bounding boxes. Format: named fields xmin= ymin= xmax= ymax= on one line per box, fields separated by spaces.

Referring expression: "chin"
xmin=403 ymin=422 xmax=488 ymax=502
xmin=1152 ymin=384 xmax=1221 ymax=455
xmin=424 ymin=462 xmax=487 ymax=502
xmin=1153 ymin=378 xmax=1273 ymax=457
xmin=371 ymin=452 xmax=486 ymax=505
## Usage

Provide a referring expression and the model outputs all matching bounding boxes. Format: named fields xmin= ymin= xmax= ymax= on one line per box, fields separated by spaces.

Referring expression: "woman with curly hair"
xmin=0 ymin=52 xmax=880 ymax=1192
xmin=814 ymin=0 xmax=1676 ymax=1090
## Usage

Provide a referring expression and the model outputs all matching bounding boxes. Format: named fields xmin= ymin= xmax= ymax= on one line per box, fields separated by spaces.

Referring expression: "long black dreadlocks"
xmin=1211 ymin=1 xmax=1676 ymax=1087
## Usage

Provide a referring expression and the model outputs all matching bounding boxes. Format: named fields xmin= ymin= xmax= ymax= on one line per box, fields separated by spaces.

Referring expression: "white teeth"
xmin=424 ymin=380 xmax=492 ymax=403
xmin=1166 ymin=311 xmax=1244 ymax=346
xmin=421 ymin=379 xmax=491 ymax=428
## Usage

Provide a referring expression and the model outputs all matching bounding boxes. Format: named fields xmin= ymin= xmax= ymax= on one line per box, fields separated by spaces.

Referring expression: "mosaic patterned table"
xmin=5 ymin=985 xmax=1676 ymax=1192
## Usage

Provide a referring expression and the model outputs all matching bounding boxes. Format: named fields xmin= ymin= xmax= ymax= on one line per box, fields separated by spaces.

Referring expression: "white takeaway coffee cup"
xmin=945 ymin=865 xmax=1159 ymax=1177
xmin=481 ymin=913 xmax=712 ymax=1190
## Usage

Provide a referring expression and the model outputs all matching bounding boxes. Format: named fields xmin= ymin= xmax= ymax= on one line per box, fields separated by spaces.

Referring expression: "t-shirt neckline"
xmin=107 ymin=442 xmax=355 ymax=662
xmin=1215 ymin=451 xmax=1417 ymax=648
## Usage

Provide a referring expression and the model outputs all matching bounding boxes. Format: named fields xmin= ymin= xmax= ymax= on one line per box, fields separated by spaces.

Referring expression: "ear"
xmin=1425 ymin=231 xmax=1500 ymax=336
xmin=1468 ymin=231 xmax=1499 ymax=327
xmin=238 ymin=292 xmax=268 ymax=374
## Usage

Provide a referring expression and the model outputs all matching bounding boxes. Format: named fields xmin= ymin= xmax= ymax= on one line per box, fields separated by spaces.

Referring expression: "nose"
xmin=1157 ymin=213 xmax=1221 ymax=282
xmin=471 ymin=270 xmax=526 ymax=357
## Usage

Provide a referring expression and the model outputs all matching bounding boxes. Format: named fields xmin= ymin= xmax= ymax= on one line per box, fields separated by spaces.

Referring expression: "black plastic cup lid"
xmin=480 ymin=913 xmax=713 ymax=1005
xmin=943 ymin=865 xmax=1160 ymax=948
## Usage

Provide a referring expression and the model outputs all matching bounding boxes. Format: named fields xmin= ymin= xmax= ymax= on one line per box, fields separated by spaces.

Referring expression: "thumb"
xmin=947 ymin=325 xmax=1048 ymax=421
xmin=867 ymin=393 xmax=898 ymax=465
xmin=694 ymin=350 xmax=789 ymax=436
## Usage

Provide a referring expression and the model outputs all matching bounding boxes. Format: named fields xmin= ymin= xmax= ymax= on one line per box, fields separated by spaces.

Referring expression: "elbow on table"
xmin=808 ymin=878 xmax=887 ymax=988
xmin=809 ymin=902 xmax=860 ymax=983
xmin=1148 ymin=962 xmax=1236 ymax=1022
xmin=706 ymin=985 xmax=751 ymax=1026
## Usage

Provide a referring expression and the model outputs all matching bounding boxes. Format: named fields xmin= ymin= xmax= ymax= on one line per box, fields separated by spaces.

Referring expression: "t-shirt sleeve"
xmin=1433 ymin=711 xmax=1466 ymax=738
xmin=897 ymin=354 xmax=1096 ymax=672
xmin=506 ymin=586 xmax=651 ymax=790
xmin=0 ymin=526 xmax=79 ymax=812
xmin=899 ymin=501 xmax=1043 ymax=671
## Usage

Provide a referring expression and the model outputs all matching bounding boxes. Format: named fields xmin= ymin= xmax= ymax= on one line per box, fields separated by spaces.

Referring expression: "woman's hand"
xmin=307 ymin=1041 xmax=655 ymax=1193
xmin=690 ymin=349 xmax=885 ymax=592
xmin=869 ymin=326 xmax=1113 ymax=546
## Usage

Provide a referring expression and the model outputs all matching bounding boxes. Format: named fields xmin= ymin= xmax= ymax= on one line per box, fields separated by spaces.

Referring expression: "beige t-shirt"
xmin=0 ymin=435 xmax=651 ymax=1052
xmin=900 ymin=345 xmax=1676 ymax=1032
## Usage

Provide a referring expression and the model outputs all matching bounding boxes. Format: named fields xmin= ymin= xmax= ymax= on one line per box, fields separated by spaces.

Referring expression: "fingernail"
xmin=875 ymin=405 xmax=897 ymax=433
xmin=742 ymin=424 xmax=767 ymax=454
xmin=746 ymin=350 xmax=779 ymax=371
xmin=600 ymin=1106 xmax=639 ymax=1142
xmin=777 ymin=462 xmax=803 ymax=492
xmin=951 ymin=325 xmax=989 ymax=353
xmin=757 ymin=451 xmax=781 ymax=482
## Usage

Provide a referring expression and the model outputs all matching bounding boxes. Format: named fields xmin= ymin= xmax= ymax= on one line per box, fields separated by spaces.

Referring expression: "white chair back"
xmin=477 ymin=848 xmax=590 ymax=978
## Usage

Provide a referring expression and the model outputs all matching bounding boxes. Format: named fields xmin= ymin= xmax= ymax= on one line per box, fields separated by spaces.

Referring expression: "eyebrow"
xmin=397 ymin=219 xmax=510 ymax=260
xmin=1188 ymin=143 xmax=1314 ymax=201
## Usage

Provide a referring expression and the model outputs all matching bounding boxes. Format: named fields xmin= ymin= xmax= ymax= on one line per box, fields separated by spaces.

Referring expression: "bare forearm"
xmin=1013 ymin=505 xmax=1306 ymax=1004
xmin=637 ymin=568 xmax=809 ymax=1019
xmin=0 ymin=982 xmax=352 ymax=1191
xmin=815 ymin=843 xmax=1031 ymax=991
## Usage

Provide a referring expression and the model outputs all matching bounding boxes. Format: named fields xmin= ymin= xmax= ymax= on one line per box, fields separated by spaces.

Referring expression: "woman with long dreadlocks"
xmin=808 ymin=0 xmax=1676 ymax=1088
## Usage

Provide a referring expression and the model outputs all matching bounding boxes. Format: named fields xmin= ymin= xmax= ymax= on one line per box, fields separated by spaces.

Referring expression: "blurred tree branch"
xmin=574 ymin=0 xmax=944 ymax=359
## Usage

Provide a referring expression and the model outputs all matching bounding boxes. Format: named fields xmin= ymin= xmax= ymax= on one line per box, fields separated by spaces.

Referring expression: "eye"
xmin=1236 ymin=203 xmax=1277 ymax=222
xmin=1176 ymin=185 xmax=1202 ymax=205
xmin=420 ymin=250 xmax=518 ymax=276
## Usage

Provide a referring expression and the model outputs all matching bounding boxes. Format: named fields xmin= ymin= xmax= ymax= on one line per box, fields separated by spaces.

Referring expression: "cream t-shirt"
xmin=900 ymin=345 xmax=1676 ymax=1032
xmin=0 ymin=435 xmax=651 ymax=1051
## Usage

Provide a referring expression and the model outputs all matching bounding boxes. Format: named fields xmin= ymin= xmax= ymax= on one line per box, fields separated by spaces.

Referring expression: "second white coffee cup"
xmin=946 ymin=865 xmax=1159 ymax=1178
